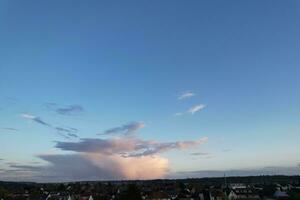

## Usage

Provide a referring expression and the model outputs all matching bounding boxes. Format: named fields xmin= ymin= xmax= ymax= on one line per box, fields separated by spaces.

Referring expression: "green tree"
xmin=0 ymin=186 xmax=10 ymax=199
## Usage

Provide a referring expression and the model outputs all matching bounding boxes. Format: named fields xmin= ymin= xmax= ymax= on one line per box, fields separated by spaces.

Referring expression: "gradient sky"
xmin=1 ymin=0 xmax=300 ymax=182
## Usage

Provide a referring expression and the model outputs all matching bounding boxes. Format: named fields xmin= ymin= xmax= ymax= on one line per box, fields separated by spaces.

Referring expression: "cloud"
xmin=170 ymin=165 xmax=300 ymax=179
xmin=178 ymin=91 xmax=195 ymax=100
xmin=174 ymin=104 xmax=206 ymax=116
xmin=9 ymin=164 xmax=44 ymax=171
xmin=2 ymin=154 xmax=169 ymax=182
xmin=5 ymin=128 xmax=190 ymax=181
xmin=174 ymin=112 xmax=183 ymax=117
xmin=188 ymin=104 xmax=206 ymax=114
xmin=55 ymin=127 xmax=78 ymax=138
xmin=1 ymin=118 xmax=208 ymax=181
xmin=21 ymin=113 xmax=51 ymax=127
xmin=128 ymin=137 xmax=208 ymax=157
xmin=56 ymin=105 xmax=84 ymax=115
xmin=21 ymin=113 xmax=36 ymax=119
xmin=190 ymin=152 xmax=210 ymax=156
xmin=2 ymin=127 xmax=19 ymax=131
xmin=100 ymin=122 xmax=145 ymax=136
xmin=55 ymin=136 xmax=208 ymax=157
xmin=44 ymin=102 xmax=57 ymax=109
xmin=33 ymin=117 xmax=52 ymax=127
xmin=20 ymin=113 xmax=78 ymax=139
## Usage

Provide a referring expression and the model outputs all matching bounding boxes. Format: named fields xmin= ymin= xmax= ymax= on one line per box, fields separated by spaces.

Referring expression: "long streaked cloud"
xmin=190 ymin=152 xmax=210 ymax=156
xmin=2 ymin=127 xmax=19 ymax=131
xmin=45 ymin=103 xmax=85 ymax=115
xmin=20 ymin=113 xmax=78 ymax=139
xmin=178 ymin=91 xmax=195 ymax=100
xmin=3 ymin=160 xmax=300 ymax=182
xmin=170 ymin=165 xmax=300 ymax=179
xmin=9 ymin=164 xmax=44 ymax=171
xmin=100 ymin=122 xmax=145 ymax=136
xmin=21 ymin=113 xmax=51 ymax=127
xmin=55 ymin=136 xmax=208 ymax=157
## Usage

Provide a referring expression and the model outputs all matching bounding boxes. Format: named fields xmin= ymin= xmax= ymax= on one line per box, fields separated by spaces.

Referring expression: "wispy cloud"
xmin=100 ymin=122 xmax=145 ymax=136
xmin=9 ymin=164 xmax=43 ymax=171
xmin=21 ymin=113 xmax=36 ymax=119
xmin=174 ymin=104 xmax=206 ymax=116
xmin=55 ymin=127 xmax=78 ymax=139
xmin=188 ymin=104 xmax=206 ymax=114
xmin=190 ymin=152 xmax=210 ymax=156
xmin=2 ymin=127 xmax=19 ymax=131
xmin=20 ymin=113 xmax=78 ymax=139
xmin=174 ymin=112 xmax=183 ymax=117
xmin=178 ymin=91 xmax=195 ymax=100
xmin=33 ymin=117 xmax=51 ymax=127
xmin=21 ymin=113 xmax=51 ymax=127
xmin=56 ymin=105 xmax=84 ymax=115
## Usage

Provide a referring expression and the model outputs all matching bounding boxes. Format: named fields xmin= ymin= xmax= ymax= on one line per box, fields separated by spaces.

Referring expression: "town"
xmin=0 ymin=176 xmax=300 ymax=200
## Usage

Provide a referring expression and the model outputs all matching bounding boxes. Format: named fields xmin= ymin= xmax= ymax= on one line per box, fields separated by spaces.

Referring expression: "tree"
xmin=119 ymin=184 xmax=142 ymax=200
xmin=0 ymin=186 xmax=10 ymax=199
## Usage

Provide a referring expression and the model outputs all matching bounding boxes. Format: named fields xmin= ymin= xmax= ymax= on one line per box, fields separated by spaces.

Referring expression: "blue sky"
xmin=1 ymin=0 xmax=300 ymax=182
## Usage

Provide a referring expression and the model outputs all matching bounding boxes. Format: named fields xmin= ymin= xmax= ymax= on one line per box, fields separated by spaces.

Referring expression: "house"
xmin=273 ymin=191 xmax=289 ymax=200
xmin=228 ymin=188 xmax=260 ymax=200
xmin=147 ymin=191 xmax=170 ymax=200
xmin=210 ymin=190 xmax=226 ymax=200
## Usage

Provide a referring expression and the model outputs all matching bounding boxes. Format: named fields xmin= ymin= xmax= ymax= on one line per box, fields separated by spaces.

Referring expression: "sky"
xmin=0 ymin=0 xmax=300 ymax=182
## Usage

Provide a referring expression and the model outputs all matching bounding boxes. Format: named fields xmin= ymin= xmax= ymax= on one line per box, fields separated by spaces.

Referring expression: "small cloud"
xmin=21 ymin=113 xmax=51 ymax=127
xmin=188 ymin=104 xmax=206 ymax=114
xmin=67 ymin=133 xmax=78 ymax=138
xmin=44 ymin=102 xmax=57 ymax=110
xmin=178 ymin=91 xmax=195 ymax=100
xmin=190 ymin=152 xmax=210 ymax=156
xmin=56 ymin=105 xmax=84 ymax=115
xmin=33 ymin=117 xmax=51 ymax=127
xmin=173 ymin=112 xmax=183 ymax=117
xmin=55 ymin=127 xmax=77 ymax=134
xmin=55 ymin=127 xmax=78 ymax=139
xmin=175 ymin=104 xmax=206 ymax=117
xmin=2 ymin=127 xmax=19 ymax=131
xmin=21 ymin=113 xmax=36 ymax=119
xmin=205 ymin=155 xmax=214 ymax=159
xmin=100 ymin=122 xmax=145 ymax=136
